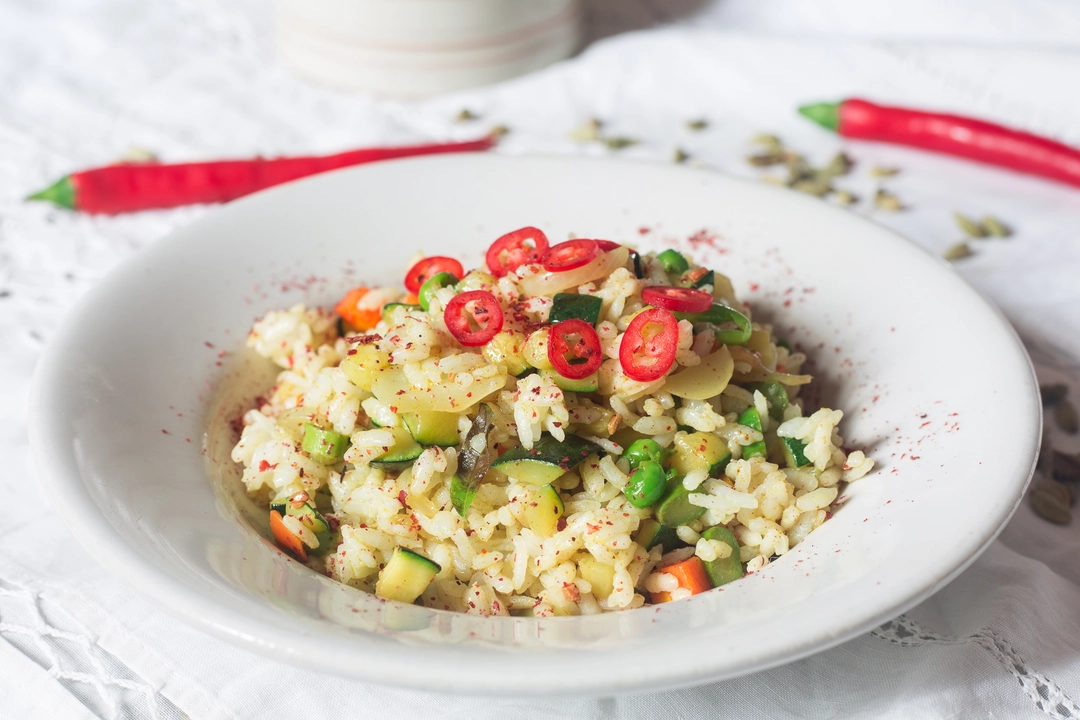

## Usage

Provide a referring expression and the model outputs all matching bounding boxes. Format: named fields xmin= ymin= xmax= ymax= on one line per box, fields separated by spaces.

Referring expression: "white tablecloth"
xmin=3 ymin=0 xmax=1080 ymax=717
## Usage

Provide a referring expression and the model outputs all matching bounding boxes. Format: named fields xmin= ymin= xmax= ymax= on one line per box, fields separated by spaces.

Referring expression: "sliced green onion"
xmin=656 ymin=249 xmax=689 ymax=275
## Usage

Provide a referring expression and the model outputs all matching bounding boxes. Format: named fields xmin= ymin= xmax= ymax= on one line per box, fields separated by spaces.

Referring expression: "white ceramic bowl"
xmin=30 ymin=155 xmax=1039 ymax=696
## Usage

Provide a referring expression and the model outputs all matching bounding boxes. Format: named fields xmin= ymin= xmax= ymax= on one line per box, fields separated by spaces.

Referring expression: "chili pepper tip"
xmin=27 ymin=176 xmax=76 ymax=210
xmin=798 ymin=102 xmax=841 ymax=133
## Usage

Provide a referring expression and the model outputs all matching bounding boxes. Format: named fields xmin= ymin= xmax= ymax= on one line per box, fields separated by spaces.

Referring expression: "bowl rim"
xmin=29 ymin=154 xmax=1042 ymax=695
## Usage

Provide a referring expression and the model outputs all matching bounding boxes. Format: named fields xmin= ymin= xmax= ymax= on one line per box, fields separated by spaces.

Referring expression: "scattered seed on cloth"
xmin=982 ymin=216 xmax=1012 ymax=237
xmin=1031 ymin=489 xmax=1072 ymax=524
xmin=1041 ymin=383 xmax=1068 ymax=405
xmin=1054 ymin=398 xmax=1079 ymax=434
xmin=874 ymin=189 xmax=904 ymax=211
xmin=954 ymin=212 xmax=987 ymax=238
xmin=942 ymin=242 xmax=973 ymax=261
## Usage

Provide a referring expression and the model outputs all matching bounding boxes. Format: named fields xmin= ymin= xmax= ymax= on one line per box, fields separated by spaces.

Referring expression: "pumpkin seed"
xmin=568 ymin=118 xmax=603 ymax=142
xmin=822 ymin=152 xmax=854 ymax=178
xmin=751 ymin=133 xmax=783 ymax=152
xmin=982 ymin=216 xmax=1012 ymax=237
xmin=1034 ymin=478 xmax=1072 ymax=507
xmin=834 ymin=190 xmax=858 ymax=206
xmin=747 ymin=152 xmax=785 ymax=168
xmin=455 ymin=109 xmax=479 ymax=123
xmin=942 ymin=242 xmax=973 ymax=261
xmin=1054 ymin=398 xmax=1079 ymax=434
xmin=603 ymin=137 xmax=639 ymax=151
xmin=954 ymin=212 xmax=987 ymax=238
xmin=1052 ymin=451 xmax=1080 ymax=483
xmin=792 ymin=178 xmax=832 ymax=197
xmin=673 ymin=147 xmax=690 ymax=164
xmin=874 ymin=189 xmax=904 ymax=212
xmin=687 ymin=119 xmax=709 ymax=131
xmin=870 ymin=166 xmax=900 ymax=178
xmin=1040 ymin=383 xmax=1068 ymax=405
xmin=1030 ymin=489 xmax=1071 ymax=524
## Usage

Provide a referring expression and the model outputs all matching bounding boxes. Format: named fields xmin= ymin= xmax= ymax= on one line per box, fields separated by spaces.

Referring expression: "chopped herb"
xmin=942 ymin=241 xmax=973 ymax=261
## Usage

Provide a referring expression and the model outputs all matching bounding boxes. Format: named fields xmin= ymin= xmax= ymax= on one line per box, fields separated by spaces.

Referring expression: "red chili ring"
xmin=444 ymin=290 xmax=504 ymax=347
xmin=641 ymin=285 xmax=713 ymax=313
xmin=547 ymin=318 xmax=603 ymax=380
xmin=405 ymin=256 xmax=465 ymax=293
xmin=485 ymin=227 xmax=550 ymax=278
xmin=619 ymin=307 xmax=679 ymax=382
xmin=542 ymin=239 xmax=599 ymax=273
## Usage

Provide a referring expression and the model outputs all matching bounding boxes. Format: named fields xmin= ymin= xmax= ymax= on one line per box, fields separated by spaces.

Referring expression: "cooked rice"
xmin=229 ymin=240 xmax=874 ymax=616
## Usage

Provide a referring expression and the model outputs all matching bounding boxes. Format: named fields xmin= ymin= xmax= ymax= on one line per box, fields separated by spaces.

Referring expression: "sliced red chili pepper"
xmin=619 ymin=308 xmax=679 ymax=382
xmin=542 ymin=239 xmax=599 ymax=273
xmin=405 ymin=256 xmax=465 ymax=293
xmin=485 ymin=227 xmax=550 ymax=277
xmin=547 ymin=318 xmax=603 ymax=380
xmin=641 ymin=285 xmax=713 ymax=313
xmin=444 ymin=290 xmax=504 ymax=347
xmin=592 ymin=239 xmax=622 ymax=252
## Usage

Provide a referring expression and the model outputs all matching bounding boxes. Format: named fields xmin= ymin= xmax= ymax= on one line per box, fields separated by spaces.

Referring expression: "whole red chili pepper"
xmin=27 ymin=136 xmax=496 ymax=214
xmin=800 ymin=98 xmax=1080 ymax=189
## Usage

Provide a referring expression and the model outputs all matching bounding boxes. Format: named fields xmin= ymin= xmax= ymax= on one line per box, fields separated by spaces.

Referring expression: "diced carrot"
xmin=650 ymin=556 xmax=712 ymax=603
xmin=402 ymin=292 xmax=420 ymax=306
xmin=269 ymin=509 xmax=307 ymax=561
xmin=334 ymin=286 xmax=382 ymax=330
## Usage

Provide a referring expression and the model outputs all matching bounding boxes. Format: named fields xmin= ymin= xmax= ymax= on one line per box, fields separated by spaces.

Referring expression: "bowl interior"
xmin=30 ymin=155 xmax=1039 ymax=695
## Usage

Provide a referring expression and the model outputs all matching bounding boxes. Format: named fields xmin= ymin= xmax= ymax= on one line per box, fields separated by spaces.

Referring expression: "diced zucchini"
xmin=270 ymin=500 xmax=288 ymax=517
xmin=369 ymin=426 xmax=424 ymax=470
xmin=669 ymin=431 xmax=731 ymax=476
xmin=403 ymin=411 xmax=460 ymax=447
xmin=577 ymin=555 xmax=615 ymax=599
xmin=375 ymin=547 xmax=441 ymax=604
xmin=302 ymin=423 xmax=350 ymax=465
xmin=635 ymin=518 xmax=682 ymax=553
xmin=748 ymin=380 xmax=789 ymax=421
xmin=549 ymin=293 xmax=603 ymax=325
xmin=540 ymin=367 xmax=599 ymax=394
xmin=381 ymin=302 xmax=421 ymax=324
xmin=780 ymin=436 xmax=810 ymax=468
xmin=701 ymin=526 xmax=744 ymax=587
xmin=521 ymin=484 xmax=564 ymax=537
xmin=482 ymin=330 xmax=530 ymax=376
xmin=491 ymin=434 xmax=602 ymax=486
xmin=654 ymin=474 xmax=707 ymax=527
xmin=340 ymin=343 xmax=391 ymax=391
xmin=737 ymin=407 xmax=767 ymax=460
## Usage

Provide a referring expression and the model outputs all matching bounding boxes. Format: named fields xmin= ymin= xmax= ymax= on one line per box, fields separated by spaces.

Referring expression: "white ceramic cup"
xmin=275 ymin=0 xmax=582 ymax=97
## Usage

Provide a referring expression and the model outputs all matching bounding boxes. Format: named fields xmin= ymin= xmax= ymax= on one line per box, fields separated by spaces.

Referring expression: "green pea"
xmin=418 ymin=272 xmax=459 ymax=312
xmin=621 ymin=438 xmax=667 ymax=471
xmin=623 ymin=460 xmax=666 ymax=508
xmin=656 ymin=249 xmax=689 ymax=275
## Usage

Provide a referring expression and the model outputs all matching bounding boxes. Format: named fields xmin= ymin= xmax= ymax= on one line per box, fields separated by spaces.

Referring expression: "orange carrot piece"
xmin=334 ymin=286 xmax=381 ymax=330
xmin=269 ymin=509 xmax=307 ymax=561
xmin=650 ymin=556 xmax=712 ymax=603
xmin=402 ymin=291 xmax=420 ymax=306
